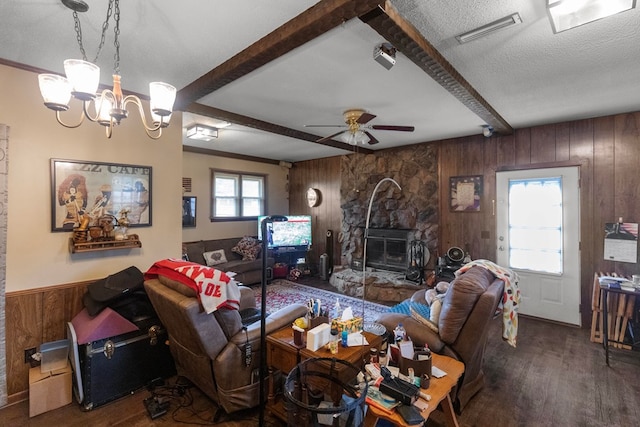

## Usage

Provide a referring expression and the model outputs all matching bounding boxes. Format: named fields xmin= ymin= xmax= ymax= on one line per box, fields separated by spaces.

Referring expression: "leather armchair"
xmin=375 ymin=266 xmax=504 ymax=412
xmin=144 ymin=274 xmax=307 ymax=414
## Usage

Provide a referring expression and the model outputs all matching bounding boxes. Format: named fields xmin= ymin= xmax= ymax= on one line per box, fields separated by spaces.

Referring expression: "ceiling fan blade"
xmin=357 ymin=113 xmax=376 ymax=124
xmin=364 ymin=131 xmax=379 ymax=145
xmin=370 ymin=125 xmax=415 ymax=132
xmin=304 ymin=124 xmax=348 ymax=128
xmin=316 ymin=130 xmax=346 ymax=143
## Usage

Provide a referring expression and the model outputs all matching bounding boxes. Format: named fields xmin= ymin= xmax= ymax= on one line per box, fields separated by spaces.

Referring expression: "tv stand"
xmin=270 ymin=246 xmax=309 ymax=272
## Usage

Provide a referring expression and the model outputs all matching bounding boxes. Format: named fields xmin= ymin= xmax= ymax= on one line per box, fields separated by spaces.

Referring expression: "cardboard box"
xmin=330 ymin=316 xmax=363 ymax=334
xmin=29 ymin=362 xmax=72 ymax=417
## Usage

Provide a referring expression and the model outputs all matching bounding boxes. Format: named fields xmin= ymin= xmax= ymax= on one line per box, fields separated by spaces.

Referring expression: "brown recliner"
xmin=144 ymin=275 xmax=307 ymax=414
xmin=375 ymin=266 xmax=504 ymax=412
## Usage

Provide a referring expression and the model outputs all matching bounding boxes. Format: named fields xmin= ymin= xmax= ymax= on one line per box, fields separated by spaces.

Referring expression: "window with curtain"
xmin=211 ymin=170 xmax=265 ymax=220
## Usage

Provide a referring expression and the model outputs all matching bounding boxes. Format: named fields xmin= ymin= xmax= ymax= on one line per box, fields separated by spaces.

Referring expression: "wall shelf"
xmin=69 ymin=235 xmax=142 ymax=253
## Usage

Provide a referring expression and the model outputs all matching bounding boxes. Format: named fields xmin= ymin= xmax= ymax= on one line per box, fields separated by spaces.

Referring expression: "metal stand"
xmin=259 ymin=215 xmax=288 ymax=425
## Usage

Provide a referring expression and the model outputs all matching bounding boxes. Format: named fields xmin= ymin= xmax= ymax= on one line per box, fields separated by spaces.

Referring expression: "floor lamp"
xmin=361 ymin=178 xmax=402 ymax=327
xmin=259 ymin=215 xmax=287 ymax=426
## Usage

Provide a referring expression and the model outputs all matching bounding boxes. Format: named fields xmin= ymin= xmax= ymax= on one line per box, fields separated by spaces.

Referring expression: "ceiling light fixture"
xmin=339 ymin=130 xmax=370 ymax=145
xmin=482 ymin=125 xmax=494 ymax=137
xmin=456 ymin=13 xmax=522 ymax=44
xmin=37 ymin=0 xmax=176 ymax=139
xmin=373 ymin=42 xmax=396 ymax=70
xmin=546 ymin=0 xmax=636 ymax=33
xmin=186 ymin=124 xmax=219 ymax=141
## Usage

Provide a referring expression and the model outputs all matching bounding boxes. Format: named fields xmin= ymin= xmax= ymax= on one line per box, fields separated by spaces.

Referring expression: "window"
xmin=508 ymin=176 xmax=563 ymax=274
xmin=211 ymin=170 xmax=265 ymax=220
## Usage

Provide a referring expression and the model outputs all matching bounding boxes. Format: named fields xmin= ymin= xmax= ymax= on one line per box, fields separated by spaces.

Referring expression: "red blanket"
xmin=145 ymin=259 xmax=240 ymax=313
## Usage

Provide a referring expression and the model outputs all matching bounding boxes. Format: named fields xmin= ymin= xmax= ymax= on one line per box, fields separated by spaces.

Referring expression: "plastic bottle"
xmin=394 ymin=323 xmax=407 ymax=344
xmin=333 ymin=298 xmax=342 ymax=320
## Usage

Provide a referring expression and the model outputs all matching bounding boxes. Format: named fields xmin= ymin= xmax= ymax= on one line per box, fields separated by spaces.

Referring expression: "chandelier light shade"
xmin=547 ymin=0 xmax=637 ymax=33
xmin=37 ymin=0 xmax=176 ymax=139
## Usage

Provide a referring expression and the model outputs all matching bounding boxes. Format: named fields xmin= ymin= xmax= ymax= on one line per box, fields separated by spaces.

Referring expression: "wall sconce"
xmin=186 ymin=124 xmax=218 ymax=141
xmin=482 ymin=125 xmax=494 ymax=137
xmin=547 ymin=0 xmax=636 ymax=33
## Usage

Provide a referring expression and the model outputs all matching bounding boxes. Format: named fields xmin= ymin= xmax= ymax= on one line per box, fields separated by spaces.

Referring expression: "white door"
xmin=496 ymin=167 xmax=581 ymax=325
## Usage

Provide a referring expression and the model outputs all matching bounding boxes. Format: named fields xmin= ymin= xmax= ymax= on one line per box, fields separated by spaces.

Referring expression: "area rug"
xmin=252 ymin=280 xmax=389 ymax=321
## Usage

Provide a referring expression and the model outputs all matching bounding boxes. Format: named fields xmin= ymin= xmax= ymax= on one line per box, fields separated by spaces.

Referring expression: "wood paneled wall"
xmin=5 ymin=282 xmax=89 ymax=400
xmin=288 ymin=157 xmax=342 ymax=270
xmin=291 ymin=111 xmax=640 ymax=328
xmin=6 ymin=111 xmax=639 ymax=401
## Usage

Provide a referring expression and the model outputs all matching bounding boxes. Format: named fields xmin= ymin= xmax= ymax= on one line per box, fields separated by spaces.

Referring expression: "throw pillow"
xmin=203 ymin=249 xmax=227 ymax=267
xmin=232 ymin=236 xmax=262 ymax=261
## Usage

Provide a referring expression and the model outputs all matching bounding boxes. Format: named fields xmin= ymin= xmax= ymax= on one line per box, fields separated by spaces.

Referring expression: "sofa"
xmin=182 ymin=237 xmax=274 ymax=285
xmin=144 ymin=274 xmax=308 ymax=414
xmin=375 ymin=265 xmax=504 ymax=412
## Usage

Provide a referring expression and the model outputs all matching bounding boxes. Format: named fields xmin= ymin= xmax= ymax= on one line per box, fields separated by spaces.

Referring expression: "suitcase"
xmin=67 ymin=316 xmax=176 ymax=410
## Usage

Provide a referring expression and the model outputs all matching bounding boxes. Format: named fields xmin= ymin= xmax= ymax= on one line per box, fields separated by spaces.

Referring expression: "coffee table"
xmin=364 ymin=353 xmax=464 ymax=427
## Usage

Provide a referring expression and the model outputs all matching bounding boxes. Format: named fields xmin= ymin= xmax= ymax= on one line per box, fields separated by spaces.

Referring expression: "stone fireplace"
xmin=339 ymin=145 xmax=439 ymax=271
xmin=329 ymin=145 xmax=439 ymax=303
xmin=365 ymin=228 xmax=410 ymax=272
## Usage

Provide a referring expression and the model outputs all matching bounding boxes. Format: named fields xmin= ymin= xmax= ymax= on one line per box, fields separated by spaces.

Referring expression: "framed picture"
xmin=182 ymin=196 xmax=197 ymax=228
xmin=51 ymin=158 xmax=152 ymax=231
xmin=450 ymin=175 xmax=483 ymax=212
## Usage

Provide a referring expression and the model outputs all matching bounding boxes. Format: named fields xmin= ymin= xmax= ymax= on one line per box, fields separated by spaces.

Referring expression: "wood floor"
xmin=2 ymin=279 xmax=639 ymax=426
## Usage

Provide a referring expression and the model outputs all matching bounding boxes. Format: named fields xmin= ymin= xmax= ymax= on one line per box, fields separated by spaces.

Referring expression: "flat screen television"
xmin=257 ymin=215 xmax=312 ymax=249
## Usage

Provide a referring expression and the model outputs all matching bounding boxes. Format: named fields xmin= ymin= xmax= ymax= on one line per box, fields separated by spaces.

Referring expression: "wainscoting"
xmin=5 ymin=281 xmax=90 ymax=402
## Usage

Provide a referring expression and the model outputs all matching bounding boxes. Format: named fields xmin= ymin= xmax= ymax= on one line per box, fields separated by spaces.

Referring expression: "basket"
xmin=284 ymin=357 xmax=368 ymax=427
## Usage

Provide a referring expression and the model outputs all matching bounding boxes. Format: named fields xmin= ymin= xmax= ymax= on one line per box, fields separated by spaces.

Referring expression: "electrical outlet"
xmin=24 ymin=347 xmax=37 ymax=364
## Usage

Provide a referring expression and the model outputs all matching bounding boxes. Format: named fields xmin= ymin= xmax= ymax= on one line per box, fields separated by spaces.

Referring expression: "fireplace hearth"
xmin=365 ymin=228 xmax=410 ymax=272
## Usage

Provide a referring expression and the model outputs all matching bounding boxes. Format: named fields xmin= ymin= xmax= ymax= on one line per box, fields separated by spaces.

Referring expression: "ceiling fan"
xmin=305 ymin=109 xmax=414 ymax=145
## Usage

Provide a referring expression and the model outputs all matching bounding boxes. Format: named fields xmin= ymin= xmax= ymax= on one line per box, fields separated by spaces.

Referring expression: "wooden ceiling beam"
xmin=361 ymin=1 xmax=513 ymax=135
xmin=176 ymin=0 xmax=383 ymax=110
xmin=186 ymin=103 xmax=374 ymax=154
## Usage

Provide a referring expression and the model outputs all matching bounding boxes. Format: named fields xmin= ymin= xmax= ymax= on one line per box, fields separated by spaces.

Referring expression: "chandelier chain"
xmin=113 ymin=0 xmax=121 ymax=75
xmin=72 ymin=0 xmax=115 ymax=65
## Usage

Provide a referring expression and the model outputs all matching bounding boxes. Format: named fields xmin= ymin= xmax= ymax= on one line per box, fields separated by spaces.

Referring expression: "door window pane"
xmin=508 ymin=177 xmax=563 ymax=274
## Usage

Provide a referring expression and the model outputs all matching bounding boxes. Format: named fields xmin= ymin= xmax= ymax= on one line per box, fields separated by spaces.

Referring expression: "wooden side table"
xmin=364 ymin=353 xmax=465 ymax=427
xmin=266 ymin=327 xmax=305 ymax=422
xmin=266 ymin=327 xmax=383 ymax=423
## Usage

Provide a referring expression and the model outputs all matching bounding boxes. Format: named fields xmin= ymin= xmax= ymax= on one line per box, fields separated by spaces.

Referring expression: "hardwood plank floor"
xmin=2 ymin=278 xmax=638 ymax=426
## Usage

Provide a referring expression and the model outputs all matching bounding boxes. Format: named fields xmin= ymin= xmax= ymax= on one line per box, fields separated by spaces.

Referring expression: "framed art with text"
xmin=51 ymin=158 xmax=152 ymax=231
xmin=450 ymin=175 xmax=482 ymax=212
xmin=182 ymin=196 xmax=196 ymax=227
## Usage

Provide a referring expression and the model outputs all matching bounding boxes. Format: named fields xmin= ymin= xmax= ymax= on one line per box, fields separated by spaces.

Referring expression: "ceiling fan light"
xmin=547 ymin=0 xmax=636 ymax=33
xmin=149 ymin=81 xmax=177 ymax=117
xmin=38 ymin=73 xmax=72 ymax=111
xmin=354 ymin=130 xmax=370 ymax=145
xmin=63 ymin=59 xmax=100 ymax=100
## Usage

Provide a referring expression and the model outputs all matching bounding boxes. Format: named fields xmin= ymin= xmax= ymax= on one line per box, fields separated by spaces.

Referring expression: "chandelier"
xmin=37 ymin=0 xmax=176 ymax=139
